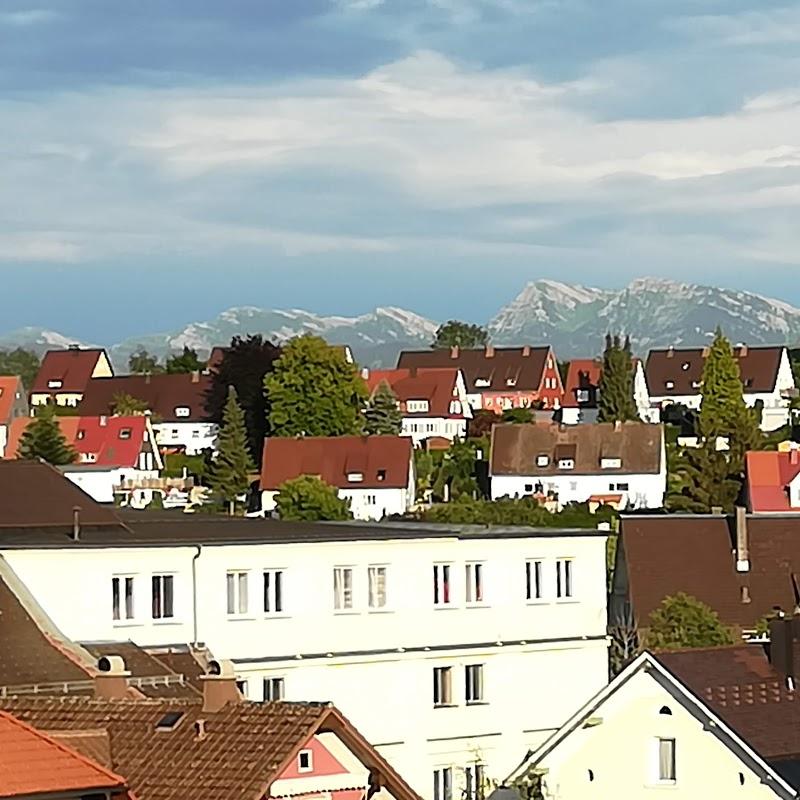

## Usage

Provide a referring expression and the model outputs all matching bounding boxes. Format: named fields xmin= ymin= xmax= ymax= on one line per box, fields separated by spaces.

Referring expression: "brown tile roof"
xmin=0 ymin=696 xmax=422 ymax=800
xmin=397 ymin=346 xmax=552 ymax=394
xmin=79 ymin=373 xmax=213 ymax=422
xmin=490 ymin=421 xmax=663 ymax=477
xmin=363 ymin=368 xmax=466 ymax=418
xmin=261 ymin=435 xmax=413 ymax=490
xmin=0 ymin=460 xmax=125 ymax=531
xmin=30 ymin=348 xmax=110 ymax=396
xmin=645 ymin=345 xmax=785 ymax=397
xmin=0 ymin=710 xmax=127 ymax=798
xmin=618 ymin=515 xmax=800 ymax=630
xmin=47 ymin=728 xmax=114 ymax=769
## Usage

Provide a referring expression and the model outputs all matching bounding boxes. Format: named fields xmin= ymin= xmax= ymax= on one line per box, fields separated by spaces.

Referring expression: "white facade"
xmin=402 ymin=417 xmax=468 ymax=444
xmin=61 ymin=464 xmax=158 ymax=505
xmin=152 ymin=421 xmax=218 ymax=455
xmin=0 ymin=524 xmax=610 ymax=800
xmin=263 ymin=485 xmax=414 ymax=521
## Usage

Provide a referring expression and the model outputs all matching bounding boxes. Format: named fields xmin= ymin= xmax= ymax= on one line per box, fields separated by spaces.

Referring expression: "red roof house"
xmin=745 ymin=450 xmax=800 ymax=513
xmin=0 ymin=377 xmax=28 ymax=459
xmin=30 ymin=347 xmax=114 ymax=407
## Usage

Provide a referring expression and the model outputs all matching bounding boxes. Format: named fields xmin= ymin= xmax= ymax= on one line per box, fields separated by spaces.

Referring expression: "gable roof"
xmin=363 ymin=368 xmax=467 ymax=418
xmin=6 ymin=416 xmax=150 ymax=469
xmin=562 ymin=359 xmax=602 ymax=409
xmin=645 ymin=345 xmax=785 ymax=397
xmin=261 ymin=435 xmax=413 ymax=491
xmin=617 ymin=515 xmax=800 ymax=630
xmin=0 ymin=710 xmax=128 ymax=798
xmin=506 ymin=650 xmax=796 ymax=798
xmin=79 ymin=373 xmax=213 ymax=423
xmin=397 ymin=346 xmax=553 ymax=394
xmin=0 ymin=377 xmax=24 ymax=425
xmin=746 ymin=451 xmax=800 ymax=513
xmin=30 ymin=348 xmax=110 ymax=396
xmin=490 ymin=421 xmax=663 ymax=477
xmin=0 ymin=696 xmax=422 ymax=800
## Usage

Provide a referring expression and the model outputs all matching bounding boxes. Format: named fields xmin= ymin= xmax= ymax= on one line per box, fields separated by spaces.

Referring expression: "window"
xmin=226 ymin=571 xmax=249 ymax=615
xmin=175 ymin=406 xmax=190 ymax=417
xmin=524 ymin=483 xmax=533 ymax=493
xmin=576 ymin=389 xmax=590 ymax=403
xmin=681 ymin=361 xmax=690 ymax=371
xmin=368 ymin=565 xmax=387 ymax=609
xmin=151 ymin=574 xmax=174 ymax=619
xmin=536 ymin=454 xmax=549 ymax=467
xmin=556 ymin=559 xmax=573 ymax=599
xmin=657 ymin=738 xmax=676 ymax=783
xmin=236 ymin=679 xmax=248 ymax=696
xmin=407 ymin=399 xmax=430 ymax=413
xmin=665 ymin=380 xmax=675 ymax=390
xmin=112 ymin=576 xmax=135 ymax=621
xmin=263 ymin=569 xmax=284 ymax=614
xmin=558 ymin=458 xmax=574 ymax=470
xmin=464 ymin=764 xmax=485 ymax=800
xmin=433 ymin=667 xmax=453 ymax=706
xmin=465 ymin=562 xmax=484 ymax=604
xmin=475 ymin=378 xmax=491 ymax=388
xmin=505 ymin=377 xmax=517 ymax=387
xmin=526 ymin=560 xmax=543 ymax=601
xmin=192 ymin=429 xmax=200 ymax=438
xmin=263 ymin=677 xmax=285 ymax=701
xmin=298 ymin=749 xmax=313 ymax=773
xmin=47 ymin=379 xmax=62 ymax=389
xmin=77 ymin=429 xmax=86 ymax=440
xmin=377 ymin=469 xmax=387 ymax=482
xmin=346 ymin=472 xmax=363 ymax=482
xmin=465 ymin=664 xmax=484 ymax=704
xmin=333 ymin=567 xmax=354 ymax=610
xmin=366 ymin=494 xmax=377 ymax=505
xmin=600 ymin=457 xmax=621 ymax=469
xmin=119 ymin=428 xmax=132 ymax=440
xmin=433 ymin=768 xmax=453 ymax=800
xmin=433 ymin=563 xmax=452 ymax=606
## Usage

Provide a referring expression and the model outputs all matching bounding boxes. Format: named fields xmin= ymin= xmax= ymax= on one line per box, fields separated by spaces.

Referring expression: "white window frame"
xmin=226 ymin=571 xmax=249 ymax=616
xmin=175 ymin=406 xmax=191 ymax=417
xmin=47 ymin=379 xmax=62 ymax=389
xmin=654 ymin=737 xmax=676 ymax=784
xmin=525 ymin=559 xmax=544 ymax=602
xmin=465 ymin=562 xmax=485 ymax=605
xmin=333 ymin=566 xmax=355 ymax=611
xmin=407 ymin=399 xmax=430 ymax=413
xmin=434 ymin=767 xmax=453 ymax=800
xmin=433 ymin=666 xmax=453 ymax=707
xmin=558 ymin=458 xmax=575 ymax=470
xmin=464 ymin=764 xmax=485 ymax=800
xmin=263 ymin=569 xmax=284 ymax=615
xmin=368 ymin=565 xmax=388 ymax=610
xmin=600 ymin=457 xmax=622 ymax=469
xmin=112 ymin=575 xmax=136 ymax=622
xmin=555 ymin=559 xmax=574 ymax=600
xmin=151 ymin=573 xmax=175 ymax=620
xmin=298 ymin=749 xmax=314 ymax=773
xmin=536 ymin=455 xmax=549 ymax=467
xmin=263 ymin=676 xmax=285 ymax=702
xmin=433 ymin=563 xmax=453 ymax=607
xmin=465 ymin=664 xmax=485 ymax=704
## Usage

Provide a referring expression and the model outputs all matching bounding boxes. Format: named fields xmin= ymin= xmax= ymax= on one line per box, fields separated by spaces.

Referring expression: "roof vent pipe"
xmin=72 ymin=506 xmax=80 ymax=541
xmin=735 ymin=506 xmax=750 ymax=573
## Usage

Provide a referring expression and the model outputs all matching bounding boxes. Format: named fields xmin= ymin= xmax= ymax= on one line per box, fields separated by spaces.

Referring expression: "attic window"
xmin=77 ymin=429 xmax=86 ymax=440
xmin=536 ymin=454 xmax=550 ymax=467
xmin=407 ymin=399 xmax=429 ymax=413
xmin=659 ymin=706 xmax=672 ymax=716
xmin=665 ymin=381 xmax=675 ymax=390
xmin=681 ymin=362 xmax=690 ymax=371
xmin=298 ymin=749 xmax=313 ymax=773
xmin=155 ymin=711 xmax=184 ymax=731
xmin=600 ymin=457 xmax=622 ymax=470
xmin=47 ymin=379 xmax=63 ymax=389
xmin=744 ymin=378 xmax=753 ymax=388
xmin=691 ymin=381 xmax=701 ymax=389
xmin=576 ymin=389 xmax=590 ymax=403
xmin=119 ymin=428 xmax=132 ymax=440
xmin=347 ymin=472 xmax=364 ymax=483
xmin=175 ymin=406 xmax=191 ymax=418
xmin=474 ymin=378 xmax=491 ymax=388
xmin=81 ymin=453 xmax=97 ymax=463
xmin=558 ymin=459 xmax=575 ymax=470
xmin=377 ymin=469 xmax=387 ymax=482
xmin=506 ymin=377 xmax=517 ymax=388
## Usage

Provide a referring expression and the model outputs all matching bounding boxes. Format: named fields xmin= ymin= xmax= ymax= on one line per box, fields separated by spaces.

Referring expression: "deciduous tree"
xmin=501 ymin=407 xmax=534 ymax=424
xmin=128 ymin=349 xmax=164 ymax=374
xmin=111 ymin=392 xmax=149 ymax=416
xmin=275 ymin=475 xmax=352 ymax=521
xmin=165 ymin=346 xmax=205 ymax=374
xmin=364 ymin=381 xmax=403 ymax=436
xmin=468 ymin=409 xmax=500 ymax=438
xmin=208 ymin=387 xmax=254 ymax=515
xmin=598 ymin=334 xmax=638 ymax=423
xmin=432 ymin=320 xmax=488 ymax=349
xmin=646 ymin=592 xmax=734 ymax=650
xmin=18 ymin=405 xmax=76 ymax=465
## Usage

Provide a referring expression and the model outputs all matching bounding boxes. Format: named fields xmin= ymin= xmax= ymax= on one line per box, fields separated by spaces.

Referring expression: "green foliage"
xmin=207 ymin=387 xmax=255 ymax=514
xmin=501 ymin=407 xmax=534 ymax=424
xmin=128 ymin=349 xmax=164 ymax=374
xmin=646 ymin=592 xmax=734 ymax=650
xmin=598 ymin=333 xmax=638 ymax=423
xmin=364 ymin=381 xmax=403 ymax=436
xmin=18 ymin=405 xmax=77 ymax=465
xmin=666 ymin=443 xmax=742 ymax=513
xmin=111 ymin=392 xmax=149 ymax=415
xmin=432 ymin=320 xmax=488 ymax=349
xmin=275 ymin=475 xmax=353 ymax=521
xmin=266 ymin=335 xmax=367 ymax=437
xmin=468 ymin=409 xmax=500 ymax=438
xmin=0 ymin=347 xmax=39 ymax=388
xmin=163 ymin=453 xmax=207 ymax=479
xmin=434 ymin=438 xmax=480 ymax=500
xmin=165 ymin=346 xmax=205 ymax=374
xmin=413 ymin=448 xmax=436 ymax=502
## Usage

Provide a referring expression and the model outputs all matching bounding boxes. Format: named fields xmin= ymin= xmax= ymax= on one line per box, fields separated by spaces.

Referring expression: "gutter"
xmin=191 ymin=545 xmax=202 ymax=645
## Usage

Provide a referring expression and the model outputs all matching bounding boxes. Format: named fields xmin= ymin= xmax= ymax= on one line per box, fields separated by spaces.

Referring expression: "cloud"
xmin=0 ymin=8 xmax=58 ymax=26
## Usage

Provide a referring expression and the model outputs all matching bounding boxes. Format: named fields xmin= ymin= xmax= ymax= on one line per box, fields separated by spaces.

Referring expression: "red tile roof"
xmin=0 ymin=377 xmax=23 ymax=425
xmin=0 ymin=710 xmax=127 ymax=798
xmin=30 ymin=348 xmax=110 ymax=396
xmin=261 ymin=435 xmax=412 ymax=490
xmin=746 ymin=451 xmax=800 ymax=513
xmin=563 ymin=359 xmax=602 ymax=409
xmin=5 ymin=416 xmax=148 ymax=469
xmin=363 ymin=368 xmax=466 ymax=418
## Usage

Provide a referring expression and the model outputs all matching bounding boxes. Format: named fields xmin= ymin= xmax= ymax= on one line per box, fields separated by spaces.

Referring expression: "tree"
xmin=364 ymin=381 xmax=403 ymax=436
xmin=501 ymin=407 xmax=534 ymax=424
xmin=166 ymin=346 xmax=205 ymax=374
xmin=666 ymin=442 xmax=741 ymax=513
xmin=432 ymin=320 xmax=488 ymax=350
xmin=206 ymin=335 xmax=281 ymax=462
xmin=111 ymin=392 xmax=149 ymax=416
xmin=207 ymin=387 xmax=254 ymax=515
xmin=468 ymin=409 xmax=500 ymax=438
xmin=18 ymin=405 xmax=76 ymax=465
xmin=128 ymin=349 xmax=164 ymax=374
xmin=275 ymin=475 xmax=352 ymax=521
xmin=434 ymin=439 xmax=480 ymax=501
xmin=598 ymin=334 xmax=638 ymax=423
xmin=0 ymin=347 xmax=40 ymax=388
xmin=646 ymin=593 xmax=734 ymax=650
xmin=266 ymin=335 xmax=367 ymax=437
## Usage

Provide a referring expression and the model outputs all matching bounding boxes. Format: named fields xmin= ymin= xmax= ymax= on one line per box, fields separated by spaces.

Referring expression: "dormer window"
xmin=576 ymin=389 xmax=590 ymax=403
xmin=47 ymin=379 xmax=63 ymax=389
xmin=77 ymin=429 xmax=86 ymax=440
xmin=536 ymin=454 xmax=550 ymax=467
xmin=347 ymin=472 xmax=364 ymax=482
xmin=175 ymin=406 xmax=191 ymax=418
xmin=119 ymin=428 xmax=132 ymax=440
xmin=81 ymin=453 xmax=97 ymax=463
xmin=601 ymin=457 xmax=622 ymax=469
xmin=558 ymin=459 xmax=575 ymax=470
xmin=506 ymin=377 xmax=517 ymax=388
xmin=377 ymin=469 xmax=387 ymax=482
xmin=474 ymin=378 xmax=491 ymax=388
xmin=665 ymin=381 xmax=675 ymax=390
xmin=681 ymin=362 xmax=690 ymax=371
xmin=407 ymin=399 xmax=429 ymax=413
xmin=691 ymin=381 xmax=701 ymax=389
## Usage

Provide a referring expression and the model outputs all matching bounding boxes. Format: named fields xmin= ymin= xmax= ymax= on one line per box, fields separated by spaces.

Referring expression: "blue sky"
xmin=3 ymin=0 xmax=800 ymax=340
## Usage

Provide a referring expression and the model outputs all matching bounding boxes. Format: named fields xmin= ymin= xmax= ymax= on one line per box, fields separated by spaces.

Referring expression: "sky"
xmin=3 ymin=0 xmax=800 ymax=341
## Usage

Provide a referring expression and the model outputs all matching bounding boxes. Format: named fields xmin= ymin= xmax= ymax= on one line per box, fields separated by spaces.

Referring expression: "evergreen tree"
xmin=18 ymin=405 xmax=77 ymax=465
xmin=166 ymin=346 xmax=205 ymax=374
xmin=501 ymin=407 xmax=534 ymax=424
xmin=364 ymin=381 xmax=402 ymax=435
xmin=666 ymin=443 xmax=741 ymax=513
xmin=0 ymin=347 xmax=40 ymax=388
xmin=646 ymin=593 xmax=734 ymax=650
xmin=275 ymin=475 xmax=352 ymax=521
xmin=265 ymin=335 xmax=367 ymax=437
xmin=432 ymin=321 xmax=488 ymax=349
xmin=208 ymin=387 xmax=254 ymax=515
xmin=598 ymin=334 xmax=638 ymax=423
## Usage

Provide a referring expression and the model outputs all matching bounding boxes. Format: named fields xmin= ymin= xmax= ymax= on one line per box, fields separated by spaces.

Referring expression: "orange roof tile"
xmin=0 ymin=377 xmax=23 ymax=425
xmin=363 ymin=368 xmax=467 ymax=418
xmin=746 ymin=450 xmax=800 ymax=513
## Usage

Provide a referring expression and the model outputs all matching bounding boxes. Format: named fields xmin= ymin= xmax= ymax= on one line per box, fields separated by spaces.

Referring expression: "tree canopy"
xmin=128 ymin=349 xmax=164 ymax=374
xmin=468 ymin=408 xmax=500 ymax=438
xmin=501 ymin=407 xmax=534 ymax=424
xmin=111 ymin=392 xmax=149 ymax=416
xmin=364 ymin=381 xmax=403 ymax=436
xmin=265 ymin=334 xmax=367 ymax=437
xmin=646 ymin=593 xmax=734 ymax=650
xmin=0 ymin=348 xmax=40 ymax=388
xmin=274 ymin=475 xmax=352 ymax=521
xmin=432 ymin=320 xmax=488 ymax=350
xmin=598 ymin=334 xmax=638 ymax=423
xmin=166 ymin=346 xmax=205 ymax=374
xmin=18 ymin=405 xmax=77 ymax=465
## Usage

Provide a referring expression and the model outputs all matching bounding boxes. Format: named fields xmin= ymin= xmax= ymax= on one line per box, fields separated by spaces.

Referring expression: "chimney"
xmin=614 ymin=420 xmax=622 ymax=432
xmin=94 ymin=656 xmax=130 ymax=700
xmin=522 ymin=345 xmax=530 ymax=357
xmin=701 ymin=346 xmax=710 ymax=358
xmin=735 ymin=506 xmax=750 ymax=573
xmin=191 ymin=370 xmax=200 ymax=384
xmin=194 ymin=719 xmax=207 ymax=741
xmin=68 ymin=344 xmax=80 ymax=351
xmin=485 ymin=345 xmax=495 ymax=359
xmin=361 ymin=367 xmax=370 ymax=380
xmin=738 ymin=344 xmax=749 ymax=358
xmin=99 ymin=415 xmax=107 ymax=427
xmin=768 ymin=616 xmax=799 ymax=689
xmin=200 ymin=659 xmax=243 ymax=713
xmin=791 ymin=449 xmax=799 ymax=467
xmin=450 ymin=346 xmax=459 ymax=360
xmin=145 ymin=373 xmax=151 ymax=385
xmin=72 ymin=506 xmax=81 ymax=541
xmin=666 ymin=346 xmax=675 ymax=359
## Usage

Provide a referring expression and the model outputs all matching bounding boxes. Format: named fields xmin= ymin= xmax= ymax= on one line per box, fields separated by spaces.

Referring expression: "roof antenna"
xmin=72 ymin=506 xmax=81 ymax=541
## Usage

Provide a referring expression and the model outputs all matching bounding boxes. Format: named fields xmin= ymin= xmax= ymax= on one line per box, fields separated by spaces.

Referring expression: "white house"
xmin=490 ymin=422 xmax=666 ymax=511
xmin=505 ymin=651 xmax=796 ymax=799
xmin=0 ymin=509 xmax=610 ymax=800
xmin=260 ymin=435 xmax=416 ymax=520
xmin=645 ymin=345 xmax=795 ymax=432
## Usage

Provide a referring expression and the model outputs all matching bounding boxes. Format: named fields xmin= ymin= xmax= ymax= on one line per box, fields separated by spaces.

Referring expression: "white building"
xmin=645 ymin=345 xmax=795 ymax=432
xmin=260 ymin=435 xmax=416 ymax=521
xmin=490 ymin=422 xmax=666 ymax=511
xmin=0 ymin=514 xmax=610 ymax=800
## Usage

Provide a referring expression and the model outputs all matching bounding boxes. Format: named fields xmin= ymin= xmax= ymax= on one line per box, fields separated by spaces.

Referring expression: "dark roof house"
xmin=30 ymin=348 xmax=113 ymax=401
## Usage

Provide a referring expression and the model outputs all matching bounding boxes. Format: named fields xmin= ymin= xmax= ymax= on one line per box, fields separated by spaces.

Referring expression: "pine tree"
xmin=666 ymin=443 xmax=741 ymax=513
xmin=18 ymin=405 xmax=77 ymax=465
xmin=598 ymin=334 xmax=638 ymax=423
xmin=364 ymin=381 xmax=402 ymax=435
xmin=208 ymin=387 xmax=254 ymax=515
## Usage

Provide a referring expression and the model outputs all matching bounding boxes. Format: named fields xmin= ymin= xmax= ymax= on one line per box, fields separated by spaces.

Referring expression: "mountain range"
xmin=5 ymin=278 xmax=800 ymax=369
